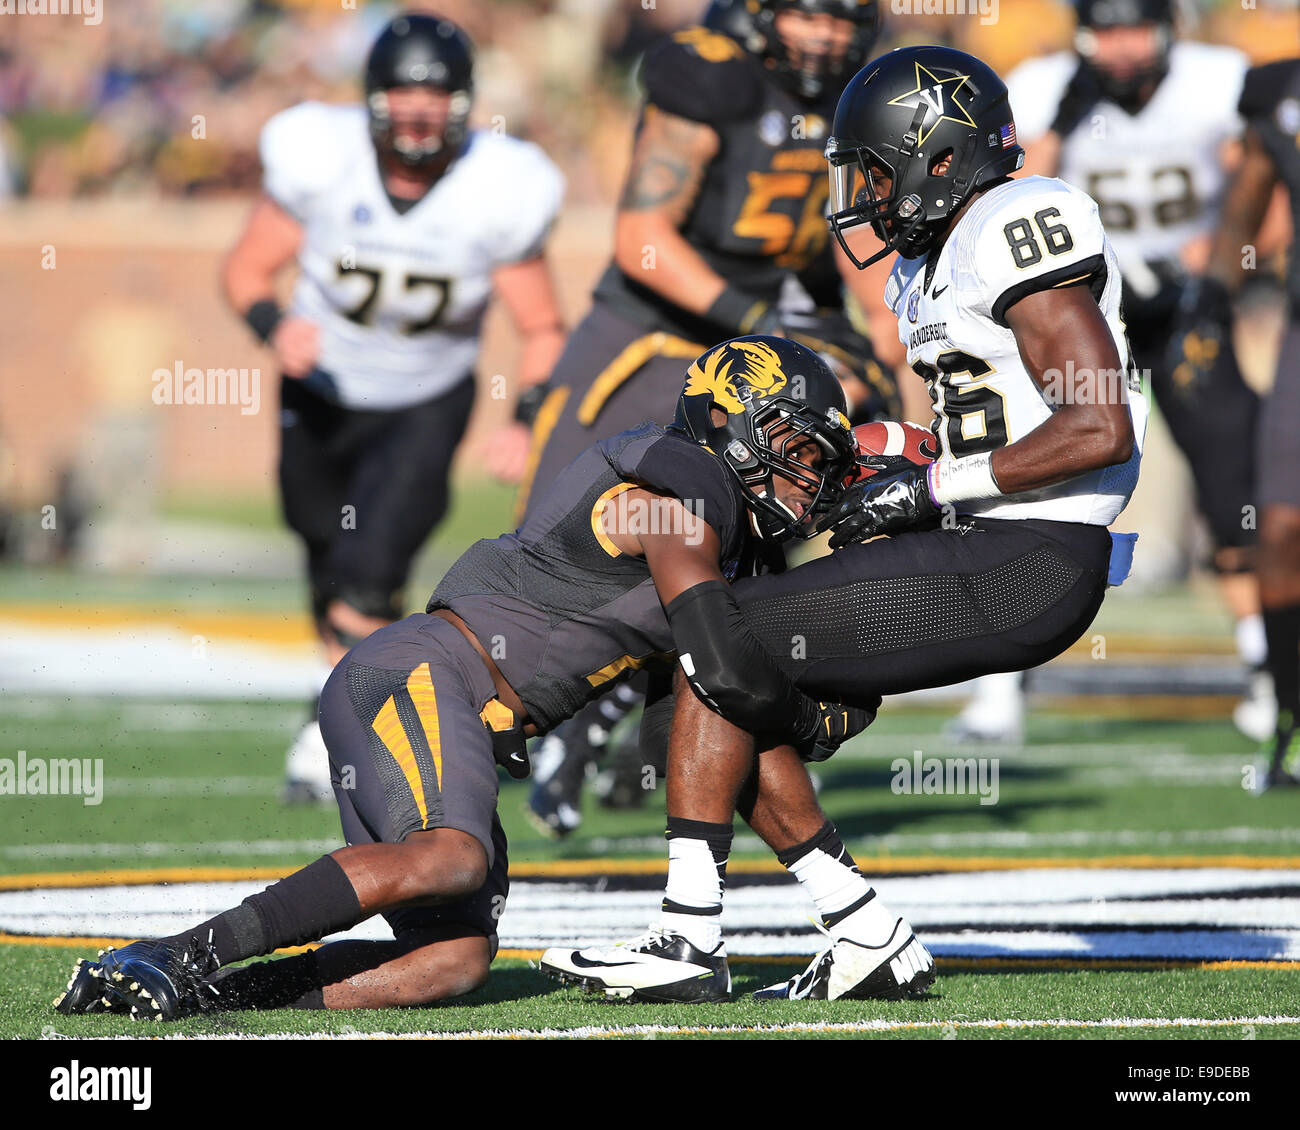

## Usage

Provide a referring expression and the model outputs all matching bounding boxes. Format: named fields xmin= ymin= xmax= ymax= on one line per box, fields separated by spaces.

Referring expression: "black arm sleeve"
xmin=664 ymin=579 xmax=820 ymax=741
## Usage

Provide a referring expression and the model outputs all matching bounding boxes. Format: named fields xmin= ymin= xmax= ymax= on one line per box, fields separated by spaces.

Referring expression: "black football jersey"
xmin=429 ymin=424 xmax=773 ymax=732
xmin=1240 ymin=59 xmax=1300 ymax=313
xmin=594 ymin=25 xmax=843 ymax=343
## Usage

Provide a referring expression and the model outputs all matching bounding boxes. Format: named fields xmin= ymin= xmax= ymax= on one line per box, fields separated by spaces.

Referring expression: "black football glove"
xmin=1050 ymin=60 xmax=1104 ymax=139
xmin=485 ymin=717 xmax=531 ymax=780
xmin=795 ymin=696 xmax=880 ymax=763
xmin=748 ymin=303 xmax=786 ymax=337
xmin=1164 ymin=277 xmax=1235 ymax=400
xmin=817 ymin=463 xmax=939 ymax=549
xmin=514 ymin=382 xmax=551 ymax=427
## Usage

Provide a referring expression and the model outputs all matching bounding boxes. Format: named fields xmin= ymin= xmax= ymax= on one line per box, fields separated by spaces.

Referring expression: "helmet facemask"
xmin=757 ymin=0 xmax=881 ymax=102
xmin=827 ymin=134 xmax=960 ymax=269
xmin=368 ymin=86 xmax=472 ymax=168
xmin=723 ymin=399 xmax=857 ymax=542
xmin=1075 ymin=24 xmax=1171 ymax=113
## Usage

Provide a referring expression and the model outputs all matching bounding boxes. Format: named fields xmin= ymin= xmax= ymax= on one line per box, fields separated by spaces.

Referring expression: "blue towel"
xmin=1107 ymin=532 xmax=1138 ymax=587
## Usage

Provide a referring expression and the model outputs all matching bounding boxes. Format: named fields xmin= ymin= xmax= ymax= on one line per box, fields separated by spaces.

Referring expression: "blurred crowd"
xmin=0 ymin=0 xmax=1292 ymax=203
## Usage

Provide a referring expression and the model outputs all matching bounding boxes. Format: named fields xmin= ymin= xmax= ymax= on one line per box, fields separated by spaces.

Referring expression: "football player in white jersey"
xmin=947 ymin=0 xmax=1265 ymax=744
xmin=542 ymin=45 xmax=1145 ymax=1004
xmin=222 ymin=14 xmax=566 ymax=801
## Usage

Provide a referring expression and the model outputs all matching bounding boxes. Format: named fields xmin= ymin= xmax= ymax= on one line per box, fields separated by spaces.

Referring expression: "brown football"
xmin=845 ymin=421 xmax=940 ymax=485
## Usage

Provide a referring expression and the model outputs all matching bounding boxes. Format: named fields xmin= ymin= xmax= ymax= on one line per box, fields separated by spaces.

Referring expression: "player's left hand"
xmin=482 ymin=423 xmax=534 ymax=483
xmin=1164 ymin=277 xmax=1234 ymax=399
xmin=817 ymin=462 xmax=939 ymax=549
xmin=801 ymin=695 xmax=881 ymax=762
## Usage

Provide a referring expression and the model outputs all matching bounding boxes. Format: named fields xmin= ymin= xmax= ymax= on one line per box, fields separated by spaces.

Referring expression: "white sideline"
xmin=62 ymin=1015 xmax=1300 ymax=1041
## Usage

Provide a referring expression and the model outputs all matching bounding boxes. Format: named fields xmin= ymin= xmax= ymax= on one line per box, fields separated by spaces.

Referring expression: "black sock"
xmin=166 ymin=856 xmax=362 ymax=968
xmin=208 ymin=951 xmax=325 ymax=1011
xmin=1264 ymin=604 xmax=1300 ymax=729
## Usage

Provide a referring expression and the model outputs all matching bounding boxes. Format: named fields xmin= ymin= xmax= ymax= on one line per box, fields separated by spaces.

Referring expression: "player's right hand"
xmin=272 ymin=317 xmax=321 ymax=379
xmin=483 ymin=423 xmax=533 ymax=484
xmin=799 ymin=697 xmax=880 ymax=762
xmin=817 ymin=465 xmax=939 ymax=549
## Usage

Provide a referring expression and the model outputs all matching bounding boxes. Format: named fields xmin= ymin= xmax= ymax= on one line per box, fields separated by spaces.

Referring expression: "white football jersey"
xmin=885 ymin=176 xmax=1147 ymax=526
xmin=260 ymin=102 xmax=565 ymax=410
xmin=1006 ymin=43 xmax=1245 ymax=282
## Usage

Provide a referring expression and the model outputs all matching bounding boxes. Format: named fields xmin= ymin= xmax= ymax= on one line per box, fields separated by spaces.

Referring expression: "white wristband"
xmin=927 ymin=452 xmax=1002 ymax=505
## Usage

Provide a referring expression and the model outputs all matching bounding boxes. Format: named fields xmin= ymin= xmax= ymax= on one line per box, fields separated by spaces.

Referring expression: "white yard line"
xmin=0 ymin=839 xmax=339 ymax=860
xmin=62 ymin=1016 xmax=1300 ymax=1041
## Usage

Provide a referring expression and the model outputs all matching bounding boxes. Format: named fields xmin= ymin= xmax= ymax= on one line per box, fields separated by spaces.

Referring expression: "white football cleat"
xmin=282 ymin=720 xmax=334 ymax=805
xmin=541 ymin=927 xmax=731 ymax=1003
xmin=942 ymin=671 xmax=1025 ymax=745
xmin=1233 ymin=669 xmax=1277 ymax=745
xmin=754 ymin=918 xmax=935 ymax=1001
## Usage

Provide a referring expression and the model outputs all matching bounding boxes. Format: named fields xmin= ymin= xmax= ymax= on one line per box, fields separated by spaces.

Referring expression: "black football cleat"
xmin=53 ymin=952 xmax=130 ymax=1015
xmin=98 ymin=937 xmax=222 ymax=1022
xmin=1259 ymin=724 xmax=1300 ymax=791
xmin=541 ymin=928 xmax=731 ymax=1003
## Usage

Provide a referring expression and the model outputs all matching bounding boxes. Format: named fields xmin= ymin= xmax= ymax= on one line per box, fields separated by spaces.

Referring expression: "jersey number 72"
xmin=336 ymin=259 xmax=452 ymax=333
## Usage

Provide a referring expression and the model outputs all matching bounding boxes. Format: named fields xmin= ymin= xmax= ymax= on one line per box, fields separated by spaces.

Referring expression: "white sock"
xmin=782 ymin=824 xmax=898 ymax=945
xmin=1237 ymin=613 xmax=1267 ymax=668
xmin=661 ymin=820 xmax=730 ymax=952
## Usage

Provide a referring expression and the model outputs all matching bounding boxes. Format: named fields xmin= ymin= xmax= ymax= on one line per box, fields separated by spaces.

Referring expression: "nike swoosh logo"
xmin=569 ymin=954 xmax=642 ymax=969
xmin=931 ymin=284 xmax=949 ymax=298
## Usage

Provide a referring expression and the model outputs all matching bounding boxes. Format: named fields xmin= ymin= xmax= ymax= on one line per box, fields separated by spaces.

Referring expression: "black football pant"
xmin=279 ymin=374 xmax=476 ymax=623
xmin=733 ymin=517 xmax=1113 ymax=707
xmin=1136 ymin=309 xmax=1258 ymax=571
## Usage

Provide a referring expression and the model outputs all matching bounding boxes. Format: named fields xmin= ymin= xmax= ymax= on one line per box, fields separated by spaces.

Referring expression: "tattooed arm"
xmin=612 ymin=106 xmax=733 ymax=316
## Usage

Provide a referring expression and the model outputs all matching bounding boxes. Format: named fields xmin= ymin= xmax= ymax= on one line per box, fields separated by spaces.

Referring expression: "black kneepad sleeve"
xmin=664 ymin=580 xmax=818 ymax=741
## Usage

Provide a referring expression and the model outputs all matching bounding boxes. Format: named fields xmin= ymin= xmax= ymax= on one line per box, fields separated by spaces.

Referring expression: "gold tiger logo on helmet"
xmin=683 ymin=339 xmax=789 ymax=414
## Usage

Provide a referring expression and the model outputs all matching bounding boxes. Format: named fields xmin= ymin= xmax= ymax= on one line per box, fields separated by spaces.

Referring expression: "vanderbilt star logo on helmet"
xmin=885 ymin=63 xmax=977 ymax=147
xmin=684 ymin=339 xmax=789 ymax=414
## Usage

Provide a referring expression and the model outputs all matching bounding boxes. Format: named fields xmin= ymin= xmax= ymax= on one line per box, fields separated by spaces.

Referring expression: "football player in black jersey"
xmin=523 ymin=0 xmax=893 ymax=835
xmin=543 ymin=44 xmax=1142 ymax=1004
xmin=53 ymin=338 xmax=896 ymax=1018
xmin=1176 ymin=57 xmax=1300 ymax=788
xmin=517 ymin=0 xmax=887 ymax=517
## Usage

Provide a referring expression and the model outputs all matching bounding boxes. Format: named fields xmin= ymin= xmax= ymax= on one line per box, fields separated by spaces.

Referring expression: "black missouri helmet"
xmin=365 ymin=13 xmax=474 ymax=166
xmin=672 ymin=336 xmax=856 ymax=543
xmin=724 ymin=0 xmax=882 ymax=101
xmin=704 ymin=0 xmax=766 ymax=52
xmin=826 ymin=44 xmax=1025 ymax=269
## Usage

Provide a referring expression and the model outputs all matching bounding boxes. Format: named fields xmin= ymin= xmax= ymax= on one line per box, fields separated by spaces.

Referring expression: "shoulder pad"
xmin=1240 ymin=60 xmax=1300 ymax=123
xmin=602 ymin=425 xmax=746 ymax=557
xmin=466 ymin=133 xmax=566 ymax=263
xmin=640 ymin=27 xmax=764 ymax=125
xmin=259 ymin=102 xmax=361 ymax=220
xmin=960 ymin=177 xmax=1109 ymax=326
